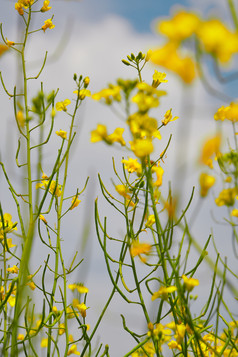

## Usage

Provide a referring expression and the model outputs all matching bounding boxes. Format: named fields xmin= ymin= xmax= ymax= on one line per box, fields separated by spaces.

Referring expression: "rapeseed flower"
xmin=70 ymin=196 xmax=81 ymax=210
xmin=200 ymin=135 xmax=221 ymax=168
xmin=121 ymin=157 xmax=142 ymax=175
xmin=7 ymin=265 xmax=19 ymax=274
xmin=214 ymin=102 xmax=238 ymax=122
xmin=130 ymin=240 xmax=152 ymax=260
xmin=199 ymin=173 xmax=216 ymax=197
xmin=162 ymin=109 xmax=178 ymax=126
xmin=68 ymin=283 xmax=89 ymax=294
xmin=41 ymin=0 xmax=51 ymax=12
xmin=157 ymin=11 xmax=200 ymax=42
xmin=67 ymin=344 xmax=80 ymax=355
xmin=196 ymin=19 xmax=238 ymax=63
xmin=152 ymin=70 xmax=168 ymax=88
xmin=215 ymin=188 xmax=238 ymax=206
xmin=182 ymin=274 xmax=199 ymax=291
xmin=56 ymin=99 xmax=71 ymax=111
xmin=130 ymin=139 xmax=154 ymax=158
xmin=151 ymin=286 xmax=177 ymax=300
xmin=56 ymin=130 xmax=67 ymax=139
xmin=42 ymin=19 xmax=55 ymax=32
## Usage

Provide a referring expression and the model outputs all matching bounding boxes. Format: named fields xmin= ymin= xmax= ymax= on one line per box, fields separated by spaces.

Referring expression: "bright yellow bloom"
xmin=2 ymin=238 xmax=16 ymax=250
xmin=56 ymin=129 xmax=67 ymax=139
xmin=200 ymin=135 xmax=221 ymax=168
xmin=182 ymin=274 xmax=199 ymax=292
xmin=42 ymin=19 xmax=55 ymax=32
xmin=91 ymin=124 xmax=108 ymax=143
xmin=215 ymin=188 xmax=238 ymax=207
xmin=6 ymin=39 xmax=15 ymax=46
xmin=36 ymin=175 xmax=62 ymax=197
xmin=68 ymin=283 xmax=89 ymax=294
xmin=0 ymin=213 xmax=17 ymax=239
xmin=17 ymin=334 xmax=25 ymax=341
xmin=130 ymin=240 xmax=152 ymax=258
xmin=214 ymin=102 xmax=238 ymax=122
xmin=199 ymin=173 xmax=216 ymax=197
xmin=152 ymin=163 xmax=164 ymax=187
xmin=84 ymin=77 xmax=90 ymax=86
xmin=107 ymin=128 xmax=126 ymax=146
xmin=41 ymin=0 xmax=52 ymax=12
xmin=132 ymin=83 xmax=166 ymax=112
xmin=15 ymin=2 xmax=24 ymax=15
xmin=7 ymin=265 xmax=19 ymax=274
xmin=130 ymin=139 xmax=154 ymax=158
xmin=76 ymin=303 xmax=88 ymax=318
xmin=127 ymin=112 xmax=161 ymax=140
xmin=151 ymin=285 xmax=177 ymax=300
xmin=152 ymin=70 xmax=168 ymax=88
xmin=168 ymin=340 xmax=181 ymax=350
xmin=70 ymin=196 xmax=81 ymax=210
xmin=39 ymin=214 xmax=47 ymax=224
xmin=121 ymin=158 xmax=142 ymax=175
xmin=58 ymin=323 xmax=65 ymax=335
xmin=92 ymin=85 xmax=121 ymax=104
xmin=157 ymin=11 xmax=200 ymax=42
xmin=150 ymin=42 xmax=196 ymax=84
xmin=115 ymin=184 xmax=134 ymax=207
xmin=231 ymin=209 xmax=238 ymax=218
xmin=67 ymin=344 xmax=80 ymax=355
xmin=56 ymin=99 xmax=71 ymax=111
xmin=145 ymin=214 xmax=155 ymax=227
xmin=175 ymin=324 xmax=186 ymax=344
xmin=8 ymin=295 xmax=16 ymax=307
xmin=162 ymin=108 xmax=178 ymax=125
xmin=27 ymin=281 xmax=36 ymax=290
xmin=41 ymin=338 xmax=48 ymax=348
xmin=16 ymin=110 xmax=25 ymax=127
xmin=196 ymin=19 xmax=238 ymax=63
xmin=73 ymin=89 xmax=91 ymax=100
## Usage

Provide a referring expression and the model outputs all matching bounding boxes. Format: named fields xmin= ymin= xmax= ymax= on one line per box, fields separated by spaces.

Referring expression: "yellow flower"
xmin=27 ymin=281 xmax=36 ymax=290
xmin=90 ymin=124 xmax=108 ymax=143
xmin=162 ymin=109 xmax=178 ymax=125
xmin=73 ymin=89 xmax=91 ymax=100
xmin=16 ymin=110 xmax=25 ymax=127
xmin=152 ymin=163 xmax=164 ymax=187
xmin=200 ymin=135 xmax=221 ymax=168
xmin=121 ymin=158 xmax=142 ymax=175
xmin=6 ymin=39 xmax=15 ymax=46
xmin=39 ymin=214 xmax=47 ymax=224
xmin=15 ymin=2 xmax=24 ymax=15
xmin=56 ymin=130 xmax=67 ymax=139
xmin=130 ymin=240 xmax=152 ymax=259
xmin=8 ymin=295 xmax=16 ymax=307
xmin=0 ymin=213 xmax=17 ymax=239
xmin=157 ymin=11 xmax=200 ymax=42
xmin=145 ymin=214 xmax=155 ymax=227
xmin=41 ymin=338 xmax=48 ymax=348
xmin=41 ymin=0 xmax=52 ymax=12
xmin=92 ymin=85 xmax=121 ymax=104
xmin=42 ymin=19 xmax=55 ymax=32
xmin=17 ymin=334 xmax=25 ymax=341
xmin=70 ymin=196 xmax=81 ymax=210
xmin=130 ymin=139 xmax=154 ymax=158
xmin=76 ymin=303 xmax=88 ymax=318
xmin=152 ymin=70 xmax=168 ymax=88
xmin=182 ymin=274 xmax=199 ymax=292
xmin=7 ymin=265 xmax=19 ymax=274
xmin=58 ymin=323 xmax=65 ymax=335
xmin=68 ymin=283 xmax=89 ymax=294
xmin=67 ymin=344 xmax=80 ymax=355
xmin=199 ymin=173 xmax=216 ymax=197
xmin=214 ymin=102 xmax=238 ymax=122
xmin=231 ymin=209 xmax=238 ymax=218
xmin=56 ymin=99 xmax=71 ymax=111
xmin=107 ymin=127 xmax=126 ymax=146
xmin=151 ymin=286 xmax=177 ymax=300
xmin=83 ymin=77 xmax=90 ymax=86
xmin=196 ymin=19 xmax=238 ymax=63
xmin=215 ymin=188 xmax=238 ymax=207
xmin=150 ymin=41 xmax=196 ymax=83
